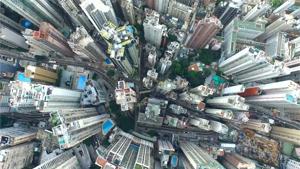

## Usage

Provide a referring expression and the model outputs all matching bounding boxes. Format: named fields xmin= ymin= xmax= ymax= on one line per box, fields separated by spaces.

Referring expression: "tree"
xmin=196 ymin=49 xmax=221 ymax=65
xmin=106 ymin=69 xmax=115 ymax=77
xmin=272 ymin=0 xmax=283 ymax=8
xmin=167 ymin=34 xmax=178 ymax=42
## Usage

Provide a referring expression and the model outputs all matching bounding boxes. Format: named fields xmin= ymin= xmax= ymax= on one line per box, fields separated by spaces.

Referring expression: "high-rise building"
xmin=143 ymin=9 xmax=167 ymax=47
xmin=33 ymin=149 xmax=81 ymax=169
xmin=99 ymin=23 xmax=138 ymax=75
xmin=23 ymin=22 xmax=74 ymax=58
xmin=57 ymin=0 xmax=94 ymax=32
xmin=158 ymin=140 xmax=175 ymax=167
xmin=147 ymin=48 xmax=157 ymax=66
xmin=242 ymin=2 xmax=271 ymax=21
xmin=222 ymin=152 xmax=256 ymax=169
xmin=127 ymin=42 xmax=140 ymax=67
xmin=154 ymin=0 xmax=170 ymax=13
xmin=219 ymin=47 xmax=291 ymax=83
xmin=222 ymin=18 xmax=265 ymax=57
xmin=286 ymin=159 xmax=300 ymax=169
xmin=145 ymin=0 xmax=155 ymax=9
xmin=0 ymin=127 xmax=37 ymax=147
xmin=179 ymin=141 xmax=225 ymax=169
xmin=9 ymin=81 xmax=82 ymax=113
xmin=158 ymin=57 xmax=172 ymax=74
xmin=289 ymin=36 xmax=300 ymax=59
xmin=96 ymin=130 xmax=154 ymax=169
xmin=244 ymin=80 xmax=300 ymax=109
xmin=115 ymin=81 xmax=137 ymax=111
xmin=205 ymin=108 xmax=233 ymax=120
xmin=272 ymin=0 xmax=295 ymax=15
xmin=270 ymin=126 xmax=300 ymax=146
xmin=50 ymin=108 xmax=110 ymax=149
xmin=1 ymin=0 xmax=71 ymax=30
xmin=9 ymin=81 xmax=37 ymax=113
xmin=265 ymin=32 xmax=290 ymax=60
xmin=0 ymin=142 xmax=35 ymax=169
xmin=206 ymin=95 xmax=249 ymax=111
xmin=120 ymin=0 xmax=136 ymax=24
xmin=185 ymin=16 xmax=222 ymax=49
xmin=68 ymin=26 xmax=107 ymax=63
xmin=167 ymin=0 xmax=193 ymax=21
xmin=214 ymin=0 xmax=243 ymax=26
xmin=25 ymin=65 xmax=58 ymax=84
xmin=0 ymin=25 xmax=28 ymax=50
xmin=258 ymin=14 xmax=299 ymax=41
xmin=80 ymin=0 xmax=118 ymax=33
xmin=241 ymin=119 xmax=272 ymax=133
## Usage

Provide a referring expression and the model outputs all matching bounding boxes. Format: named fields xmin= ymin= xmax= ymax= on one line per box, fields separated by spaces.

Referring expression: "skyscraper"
xmin=179 ymin=141 xmax=225 ymax=169
xmin=33 ymin=150 xmax=81 ymax=169
xmin=57 ymin=0 xmax=94 ymax=32
xmin=222 ymin=18 xmax=265 ymax=57
xmin=167 ymin=0 xmax=193 ymax=21
xmin=219 ymin=47 xmax=290 ymax=83
xmin=1 ymin=0 xmax=71 ymax=30
xmin=25 ymin=65 xmax=58 ymax=84
xmin=185 ymin=16 xmax=222 ymax=49
xmin=0 ymin=127 xmax=37 ymax=147
xmin=143 ymin=9 xmax=167 ymax=47
xmin=80 ymin=0 xmax=118 ymax=33
xmin=0 ymin=142 xmax=35 ymax=169
xmin=68 ymin=26 xmax=107 ymax=63
xmin=0 ymin=25 xmax=28 ymax=50
xmin=120 ymin=0 xmax=136 ymax=24
xmin=50 ymin=108 xmax=110 ymax=149
xmin=154 ymin=0 xmax=170 ymax=13
xmin=222 ymin=152 xmax=256 ymax=169
xmin=214 ymin=0 xmax=243 ymax=26
xmin=23 ymin=22 xmax=74 ymax=58
xmin=258 ymin=14 xmax=299 ymax=41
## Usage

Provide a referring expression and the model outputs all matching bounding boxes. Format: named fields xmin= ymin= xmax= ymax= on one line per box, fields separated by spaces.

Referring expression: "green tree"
xmin=106 ymin=69 xmax=115 ymax=77
xmin=167 ymin=34 xmax=178 ymax=42
xmin=272 ymin=0 xmax=283 ymax=8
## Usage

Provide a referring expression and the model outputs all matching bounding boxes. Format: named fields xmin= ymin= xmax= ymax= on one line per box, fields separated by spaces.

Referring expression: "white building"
xmin=80 ymin=0 xmax=118 ymax=33
xmin=167 ymin=0 xmax=192 ymax=21
xmin=50 ymin=108 xmax=110 ymax=149
xmin=155 ymin=0 xmax=170 ymax=13
xmin=115 ymin=81 xmax=137 ymax=111
xmin=143 ymin=8 xmax=167 ymax=47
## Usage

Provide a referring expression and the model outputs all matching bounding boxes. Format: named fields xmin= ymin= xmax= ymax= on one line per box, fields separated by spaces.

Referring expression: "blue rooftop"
xmin=102 ymin=119 xmax=115 ymax=135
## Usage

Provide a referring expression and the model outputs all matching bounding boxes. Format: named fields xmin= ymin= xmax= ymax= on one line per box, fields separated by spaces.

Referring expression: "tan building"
xmin=25 ymin=65 xmax=57 ymax=84
xmin=270 ymin=126 xmax=300 ymax=146
xmin=0 ymin=127 xmax=37 ymax=147
xmin=222 ymin=153 xmax=256 ymax=169
xmin=241 ymin=119 xmax=271 ymax=133
xmin=0 ymin=142 xmax=34 ymax=169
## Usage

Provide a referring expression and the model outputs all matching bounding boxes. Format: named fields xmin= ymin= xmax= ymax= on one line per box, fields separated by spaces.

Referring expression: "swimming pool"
xmin=17 ymin=72 xmax=31 ymax=83
xmin=77 ymin=75 xmax=87 ymax=90
xmin=102 ymin=119 xmax=115 ymax=135
xmin=171 ymin=155 xmax=178 ymax=167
